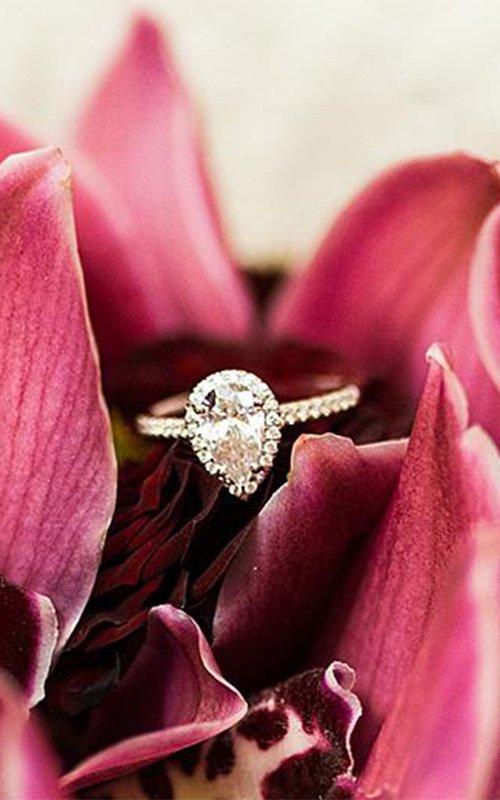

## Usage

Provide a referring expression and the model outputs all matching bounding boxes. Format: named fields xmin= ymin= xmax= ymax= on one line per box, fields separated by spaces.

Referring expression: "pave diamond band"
xmin=137 ymin=384 xmax=360 ymax=439
xmin=136 ymin=370 xmax=360 ymax=499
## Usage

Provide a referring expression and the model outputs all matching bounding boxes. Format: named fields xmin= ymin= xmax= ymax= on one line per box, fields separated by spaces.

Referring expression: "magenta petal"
xmin=72 ymin=166 xmax=181 ymax=362
xmin=0 ymin=582 xmax=57 ymax=706
xmin=469 ymin=204 xmax=500 ymax=394
xmin=0 ymin=114 xmax=201 ymax=363
xmin=0 ymin=116 xmax=172 ymax=362
xmin=73 ymin=16 xmax=254 ymax=340
xmin=0 ymin=117 xmax=35 ymax=156
xmin=0 ymin=148 xmax=116 ymax=646
xmin=271 ymin=154 xmax=500 ymax=436
xmin=213 ymin=433 xmax=406 ymax=690
xmin=0 ymin=671 xmax=63 ymax=799
xmin=62 ymin=605 xmax=247 ymax=792
xmin=359 ymin=527 xmax=500 ymax=800
xmin=311 ymin=346 xmax=500 ymax=751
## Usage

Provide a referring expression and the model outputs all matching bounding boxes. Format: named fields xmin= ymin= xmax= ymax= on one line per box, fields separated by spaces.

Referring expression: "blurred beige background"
xmin=0 ymin=0 xmax=498 ymax=264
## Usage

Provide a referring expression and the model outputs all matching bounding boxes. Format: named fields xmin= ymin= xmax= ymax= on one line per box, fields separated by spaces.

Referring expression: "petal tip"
xmin=425 ymin=342 xmax=453 ymax=370
xmin=130 ymin=12 xmax=163 ymax=44
xmin=329 ymin=661 xmax=357 ymax=692
xmin=424 ymin=342 xmax=469 ymax=428
xmin=126 ymin=11 xmax=171 ymax=75
xmin=0 ymin=145 xmax=72 ymax=198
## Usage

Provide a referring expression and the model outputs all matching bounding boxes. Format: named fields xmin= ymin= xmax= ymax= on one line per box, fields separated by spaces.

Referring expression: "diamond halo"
xmin=185 ymin=369 xmax=283 ymax=498
xmin=137 ymin=368 xmax=361 ymax=500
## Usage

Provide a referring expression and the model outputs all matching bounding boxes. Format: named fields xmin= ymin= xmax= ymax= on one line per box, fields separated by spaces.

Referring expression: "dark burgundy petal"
xmin=0 ymin=581 xmax=57 ymax=706
xmin=62 ymin=605 xmax=246 ymax=792
xmin=47 ymin=337 xmax=405 ymax=721
xmin=213 ymin=433 xmax=405 ymax=691
xmin=105 ymin=336 xmax=362 ymax=417
xmin=48 ymin=441 xmax=258 ymax=719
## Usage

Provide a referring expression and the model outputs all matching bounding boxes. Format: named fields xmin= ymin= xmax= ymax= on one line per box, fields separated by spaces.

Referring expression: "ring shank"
xmin=137 ymin=383 xmax=360 ymax=440
xmin=280 ymin=383 xmax=360 ymax=424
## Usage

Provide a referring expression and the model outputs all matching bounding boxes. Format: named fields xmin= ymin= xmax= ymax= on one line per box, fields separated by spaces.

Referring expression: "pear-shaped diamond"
xmin=186 ymin=370 xmax=282 ymax=498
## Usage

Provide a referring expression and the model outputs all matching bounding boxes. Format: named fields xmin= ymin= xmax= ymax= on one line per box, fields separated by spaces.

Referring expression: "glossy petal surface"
xmin=469 ymin=203 xmax=500 ymax=394
xmin=272 ymin=154 xmax=500 ymax=438
xmin=0 ymin=115 xmax=165 ymax=361
xmin=72 ymin=163 xmax=177 ymax=362
xmin=0 ymin=148 xmax=116 ymax=646
xmin=75 ymin=16 xmax=254 ymax=342
xmin=213 ymin=433 xmax=406 ymax=690
xmin=358 ymin=527 xmax=500 ymax=800
xmin=311 ymin=346 xmax=500 ymax=753
xmin=62 ymin=605 xmax=247 ymax=792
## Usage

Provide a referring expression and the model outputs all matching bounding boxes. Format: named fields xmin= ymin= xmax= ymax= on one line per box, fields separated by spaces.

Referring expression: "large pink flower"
xmin=0 ymin=14 xmax=499 ymax=800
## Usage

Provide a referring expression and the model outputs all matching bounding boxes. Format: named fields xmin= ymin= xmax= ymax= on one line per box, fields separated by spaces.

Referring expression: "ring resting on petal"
xmin=137 ymin=369 xmax=361 ymax=498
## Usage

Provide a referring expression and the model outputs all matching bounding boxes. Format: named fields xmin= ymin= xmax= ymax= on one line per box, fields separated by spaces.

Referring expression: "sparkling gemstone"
xmin=264 ymin=440 xmax=279 ymax=454
xmin=187 ymin=370 xmax=281 ymax=495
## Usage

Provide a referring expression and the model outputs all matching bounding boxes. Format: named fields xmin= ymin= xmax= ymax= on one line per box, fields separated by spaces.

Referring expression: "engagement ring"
xmin=137 ymin=369 xmax=360 ymax=498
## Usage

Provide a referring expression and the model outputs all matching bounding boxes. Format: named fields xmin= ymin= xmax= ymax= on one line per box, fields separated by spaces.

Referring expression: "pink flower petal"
xmin=358 ymin=526 xmax=500 ymax=800
xmin=0 ymin=117 xmax=34 ymax=156
xmin=0 ymin=116 xmax=185 ymax=362
xmin=90 ymin=662 xmax=361 ymax=800
xmin=0 ymin=670 xmax=63 ymax=799
xmin=0 ymin=581 xmax=57 ymax=706
xmin=311 ymin=346 xmax=500 ymax=754
xmin=213 ymin=433 xmax=406 ymax=691
xmin=271 ymin=153 xmax=500 ymax=438
xmin=72 ymin=162 xmax=181 ymax=362
xmin=0 ymin=148 xmax=116 ymax=647
xmin=62 ymin=605 xmax=247 ymax=792
xmin=469 ymin=203 xmax=500 ymax=394
xmin=73 ymin=15 xmax=254 ymax=341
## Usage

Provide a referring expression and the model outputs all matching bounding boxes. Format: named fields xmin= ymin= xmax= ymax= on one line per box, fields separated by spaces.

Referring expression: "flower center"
xmin=46 ymin=336 xmax=410 ymax=722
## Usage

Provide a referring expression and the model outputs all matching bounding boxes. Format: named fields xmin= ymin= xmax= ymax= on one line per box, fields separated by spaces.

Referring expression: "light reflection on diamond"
xmin=187 ymin=370 xmax=281 ymax=496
